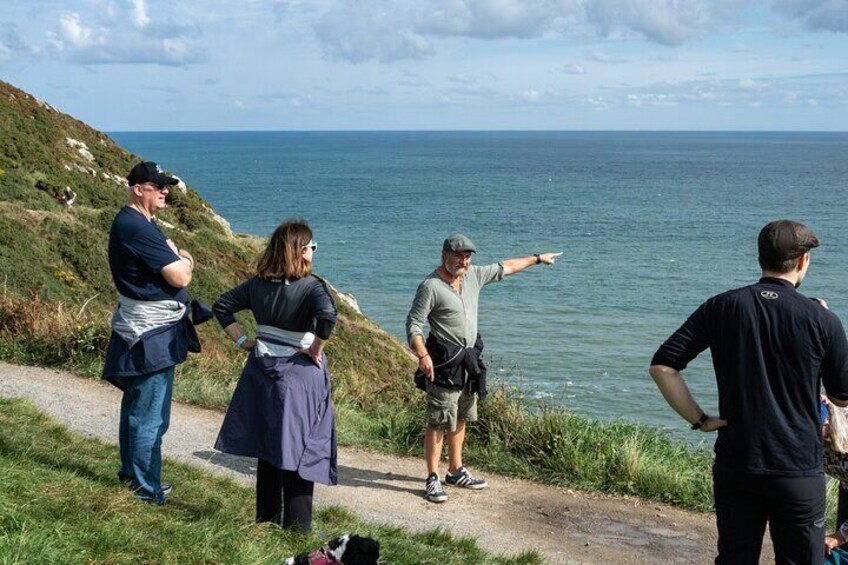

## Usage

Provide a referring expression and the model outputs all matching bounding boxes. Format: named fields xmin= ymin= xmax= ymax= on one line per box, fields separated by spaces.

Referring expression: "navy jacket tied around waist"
xmin=215 ymin=350 xmax=338 ymax=486
xmin=415 ymin=333 xmax=488 ymax=399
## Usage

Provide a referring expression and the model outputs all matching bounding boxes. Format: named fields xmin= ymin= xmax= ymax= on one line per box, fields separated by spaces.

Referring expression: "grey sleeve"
xmin=406 ymin=282 xmax=434 ymax=345
xmin=474 ymin=262 xmax=505 ymax=286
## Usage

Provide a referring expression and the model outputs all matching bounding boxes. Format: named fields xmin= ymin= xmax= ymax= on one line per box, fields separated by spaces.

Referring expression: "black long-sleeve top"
xmin=213 ymin=275 xmax=337 ymax=340
xmin=652 ymin=277 xmax=848 ymax=476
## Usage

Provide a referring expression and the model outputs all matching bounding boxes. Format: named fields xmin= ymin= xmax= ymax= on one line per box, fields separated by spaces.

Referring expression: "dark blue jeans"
xmin=118 ymin=367 xmax=174 ymax=503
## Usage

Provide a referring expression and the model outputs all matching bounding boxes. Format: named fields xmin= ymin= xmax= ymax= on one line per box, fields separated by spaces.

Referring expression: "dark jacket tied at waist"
xmin=415 ymin=333 xmax=488 ymax=400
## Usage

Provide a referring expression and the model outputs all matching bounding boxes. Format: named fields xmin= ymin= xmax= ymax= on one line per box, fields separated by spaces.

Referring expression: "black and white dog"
xmin=282 ymin=534 xmax=380 ymax=565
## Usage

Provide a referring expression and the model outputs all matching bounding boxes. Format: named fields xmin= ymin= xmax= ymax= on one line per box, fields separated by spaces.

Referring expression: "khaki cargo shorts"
xmin=425 ymin=381 xmax=477 ymax=432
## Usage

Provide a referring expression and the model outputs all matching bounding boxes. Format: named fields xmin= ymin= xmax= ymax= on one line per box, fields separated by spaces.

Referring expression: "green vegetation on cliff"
xmin=0 ymin=79 xmax=716 ymax=512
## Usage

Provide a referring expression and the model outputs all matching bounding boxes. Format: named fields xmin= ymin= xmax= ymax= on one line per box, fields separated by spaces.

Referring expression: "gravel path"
xmin=0 ymin=361 xmax=735 ymax=564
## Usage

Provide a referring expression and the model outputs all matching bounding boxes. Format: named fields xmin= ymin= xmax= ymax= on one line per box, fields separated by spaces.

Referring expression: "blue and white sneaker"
xmin=425 ymin=473 xmax=448 ymax=503
xmin=444 ymin=466 xmax=487 ymax=489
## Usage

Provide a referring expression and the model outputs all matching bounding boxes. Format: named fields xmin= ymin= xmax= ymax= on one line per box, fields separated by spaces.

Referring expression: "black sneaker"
xmin=424 ymin=473 xmax=448 ymax=503
xmin=444 ymin=466 xmax=487 ymax=489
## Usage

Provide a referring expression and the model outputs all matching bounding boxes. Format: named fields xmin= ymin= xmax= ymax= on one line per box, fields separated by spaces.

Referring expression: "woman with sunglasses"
xmin=212 ymin=219 xmax=337 ymax=531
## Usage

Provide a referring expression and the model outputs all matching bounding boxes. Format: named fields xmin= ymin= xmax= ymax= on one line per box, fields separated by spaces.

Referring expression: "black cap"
xmin=442 ymin=234 xmax=476 ymax=253
xmin=758 ymin=220 xmax=820 ymax=266
xmin=127 ymin=162 xmax=179 ymax=187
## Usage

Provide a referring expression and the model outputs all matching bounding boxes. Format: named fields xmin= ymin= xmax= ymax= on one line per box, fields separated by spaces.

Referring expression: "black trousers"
xmin=714 ymin=463 xmax=826 ymax=565
xmin=256 ymin=458 xmax=314 ymax=532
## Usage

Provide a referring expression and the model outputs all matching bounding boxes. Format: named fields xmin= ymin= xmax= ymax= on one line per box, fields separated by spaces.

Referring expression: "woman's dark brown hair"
xmin=255 ymin=219 xmax=313 ymax=280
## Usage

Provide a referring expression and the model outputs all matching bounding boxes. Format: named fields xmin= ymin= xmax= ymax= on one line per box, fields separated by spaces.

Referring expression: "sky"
xmin=0 ymin=0 xmax=846 ymax=131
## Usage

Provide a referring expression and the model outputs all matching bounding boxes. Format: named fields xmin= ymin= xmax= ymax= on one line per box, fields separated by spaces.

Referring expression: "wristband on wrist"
xmin=417 ymin=352 xmax=430 ymax=360
xmin=690 ymin=412 xmax=709 ymax=430
xmin=534 ymin=253 xmax=541 ymax=265
xmin=235 ymin=334 xmax=248 ymax=349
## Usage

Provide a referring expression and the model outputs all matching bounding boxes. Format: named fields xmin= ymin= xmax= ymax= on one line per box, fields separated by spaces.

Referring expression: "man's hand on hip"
xmin=700 ymin=416 xmax=728 ymax=432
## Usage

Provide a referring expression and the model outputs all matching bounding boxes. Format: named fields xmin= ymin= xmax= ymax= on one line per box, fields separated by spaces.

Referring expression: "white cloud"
xmin=773 ymin=0 xmax=848 ymax=32
xmin=583 ymin=96 xmax=610 ymax=108
xmin=626 ymin=92 xmax=677 ymax=106
xmin=588 ymin=49 xmax=629 ymax=63
xmin=419 ymin=0 xmax=567 ymax=39
xmin=307 ymin=0 xmax=762 ymax=63
xmin=449 ymin=73 xmax=477 ymax=84
xmin=46 ymin=4 xmax=205 ymax=66
xmin=130 ymin=0 xmax=151 ymax=29
xmin=737 ymin=77 xmax=766 ymax=90
xmin=0 ymin=22 xmax=41 ymax=60
xmin=313 ymin=4 xmax=433 ymax=63
xmin=583 ymin=0 xmax=744 ymax=46
xmin=563 ymin=63 xmax=586 ymax=74
xmin=398 ymin=70 xmax=429 ymax=87
xmin=54 ymin=13 xmax=98 ymax=50
xmin=522 ymin=89 xmax=541 ymax=101
xmin=612 ymin=71 xmax=848 ymax=111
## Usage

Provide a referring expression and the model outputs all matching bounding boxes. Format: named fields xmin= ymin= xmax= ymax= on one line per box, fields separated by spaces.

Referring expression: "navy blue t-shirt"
xmin=103 ymin=206 xmax=191 ymax=380
xmin=108 ymin=206 xmax=187 ymax=303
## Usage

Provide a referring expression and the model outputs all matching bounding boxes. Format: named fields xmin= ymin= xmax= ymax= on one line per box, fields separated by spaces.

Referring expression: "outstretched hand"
xmin=539 ymin=252 xmax=563 ymax=265
xmin=700 ymin=416 xmax=728 ymax=432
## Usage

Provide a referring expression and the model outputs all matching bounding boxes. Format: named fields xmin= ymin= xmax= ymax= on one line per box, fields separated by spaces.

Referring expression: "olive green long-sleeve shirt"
xmin=406 ymin=262 xmax=504 ymax=348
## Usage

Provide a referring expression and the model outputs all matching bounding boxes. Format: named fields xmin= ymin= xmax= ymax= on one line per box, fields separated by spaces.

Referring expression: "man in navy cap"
xmin=406 ymin=234 xmax=562 ymax=503
xmin=650 ymin=219 xmax=848 ymax=564
xmin=103 ymin=161 xmax=197 ymax=504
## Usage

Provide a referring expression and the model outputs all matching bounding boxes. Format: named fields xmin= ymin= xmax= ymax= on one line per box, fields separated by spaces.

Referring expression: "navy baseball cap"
xmin=127 ymin=162 xmax=179 ymax=187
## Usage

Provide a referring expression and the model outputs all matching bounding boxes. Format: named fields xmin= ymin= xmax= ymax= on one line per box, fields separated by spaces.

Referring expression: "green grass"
xmin=0 ymin=398 xmax=542 ymax=565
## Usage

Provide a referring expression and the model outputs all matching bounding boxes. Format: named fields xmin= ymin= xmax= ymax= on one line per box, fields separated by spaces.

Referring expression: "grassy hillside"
xmin=0 ymin=79 xmax=718 ymax=512
xmin=0 ymin=78 xmax=418 ymax=408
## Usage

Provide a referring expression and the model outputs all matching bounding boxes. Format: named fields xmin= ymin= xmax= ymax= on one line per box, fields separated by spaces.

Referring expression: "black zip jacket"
xmin=415 ymin=333 xmax=488 ymax=400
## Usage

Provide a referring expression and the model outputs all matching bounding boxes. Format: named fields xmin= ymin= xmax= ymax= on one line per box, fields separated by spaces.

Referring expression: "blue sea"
xmin=110 ymin=131 xmax=848 ymax=437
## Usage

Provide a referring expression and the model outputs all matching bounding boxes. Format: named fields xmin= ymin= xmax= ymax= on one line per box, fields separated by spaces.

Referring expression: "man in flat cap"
xmin=102 ymin=161 xmax=197 ymax=504
xmin=649 ymin=219 xmax=848 ymax=564
xmin=406 ymin=234 xmax=562 ymax=503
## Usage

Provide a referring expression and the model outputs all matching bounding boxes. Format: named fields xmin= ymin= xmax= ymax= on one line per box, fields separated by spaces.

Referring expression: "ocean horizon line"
xmin=106 ymin=129 xmax=848 ymax=135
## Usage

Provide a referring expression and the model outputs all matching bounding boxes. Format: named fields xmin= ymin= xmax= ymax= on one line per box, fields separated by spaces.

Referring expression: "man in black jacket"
xmin=650 ymin=219 xmax=848 ymax=564
xmin=406 ymin=233 xmax=561 ymax=503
